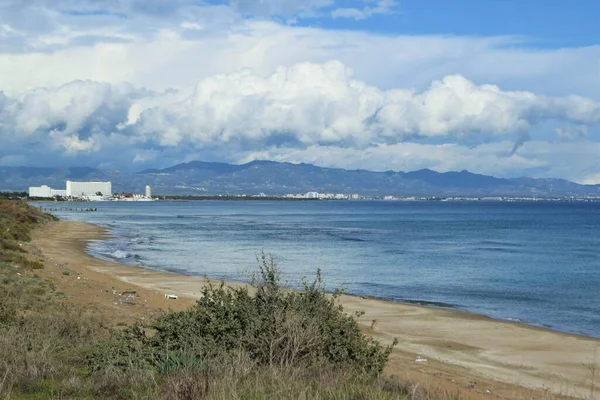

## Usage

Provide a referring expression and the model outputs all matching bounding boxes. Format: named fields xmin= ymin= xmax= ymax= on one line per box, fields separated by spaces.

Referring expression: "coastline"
xmin=32 ymin=220 xmax=599 ymax=399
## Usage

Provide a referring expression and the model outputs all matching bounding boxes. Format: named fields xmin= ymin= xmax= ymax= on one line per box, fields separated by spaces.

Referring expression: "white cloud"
xmin=130 ymin=62 xmax=599 ymax=148
xmin=581 ymin=173 xmax=600 ymax=185
xmin=180 ymin=21 xmax=203 ymax=30
xmin=9 ymin=80 xmax=135 ymax=136
xmin=55 ymin=132 xmax=99 ymax=154
xmin=0 ymin=61 xmax=598 ymax=183
xmin=331 ymin=0 xmax=397 ymax=20
xmin=228 ymin=0 xmax=334 ymax=17
xmin=0 ymin=20 xmax=597 ymax=100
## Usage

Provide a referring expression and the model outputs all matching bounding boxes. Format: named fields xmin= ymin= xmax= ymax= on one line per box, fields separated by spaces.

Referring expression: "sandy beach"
xmin=31 ymin=220 xmax=599 ymax=400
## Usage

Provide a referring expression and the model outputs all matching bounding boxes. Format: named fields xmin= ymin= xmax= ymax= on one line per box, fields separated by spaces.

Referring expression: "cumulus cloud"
xmin=0 ymin=60 xmax=599 ymax=182
xmin=130 ymin=61 xmax=599 ymax=148
xmin=7 ymin=80 xmax=136 ymax=137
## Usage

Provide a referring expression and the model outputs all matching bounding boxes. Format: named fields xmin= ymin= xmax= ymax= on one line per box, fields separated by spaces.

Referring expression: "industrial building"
xmin=29 ymin=180 xmax=112 ymax=200
xmin=66 ymin=180 xmax=112 ymax=198
xmin=28 ymin=181 xmax=158 ymax=201
xmin=28 ymin=185 xmax=67 ymax=198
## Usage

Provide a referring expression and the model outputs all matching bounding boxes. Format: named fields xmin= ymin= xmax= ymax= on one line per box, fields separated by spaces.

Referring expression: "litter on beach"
xmin=415 ymin=356 xmax=428 ymax=363
xmin=164 ymin=294 xmax=179 ymax=300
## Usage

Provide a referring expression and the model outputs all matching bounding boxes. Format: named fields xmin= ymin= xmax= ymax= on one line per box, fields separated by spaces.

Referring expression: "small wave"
xmin=131 ymin=235 xmax=155 ymax=244
xmin=479 ymin=240 xmax=524 ymax=248
xmin=401 ymin=299 xmax=457 ymax=308
xmin=110 ymin=250 xmax=128 ymax=259
xmin=340 ymin=236 xmax=367 ymax=242
xmin=474 ymin=246 xmax=520 ymax=254
xmin=325 ymin=231 xmax=368 ymax=243
xmin=108 ymin=250 xmax=143 ymax=261
xmin=381 ymin=248 xmax=405 ymax=255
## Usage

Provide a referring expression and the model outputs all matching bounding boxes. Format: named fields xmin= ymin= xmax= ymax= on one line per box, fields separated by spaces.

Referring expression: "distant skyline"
xmin=0 ymin=0 xmax=598 ymax=182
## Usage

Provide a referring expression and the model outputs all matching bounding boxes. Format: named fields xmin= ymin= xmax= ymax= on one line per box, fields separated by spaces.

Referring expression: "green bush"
xmin=89 ymin=253 xmax=396 ymax=378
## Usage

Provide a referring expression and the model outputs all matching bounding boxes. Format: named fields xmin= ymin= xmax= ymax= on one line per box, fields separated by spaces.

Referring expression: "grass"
xmin=0 ymin=200 xmax=54 ymax=269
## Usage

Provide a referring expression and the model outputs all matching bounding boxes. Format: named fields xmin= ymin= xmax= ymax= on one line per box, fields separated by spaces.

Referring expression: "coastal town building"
xmin=28 ymin=185 xmax=66 ymax=198
xmin=29 ymin=180 xmax=114 ymax=200
xmin=66 ymin=180 xmax=112 ymax=198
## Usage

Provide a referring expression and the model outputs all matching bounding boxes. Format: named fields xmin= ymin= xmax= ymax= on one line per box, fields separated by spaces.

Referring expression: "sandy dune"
xmin=32 ymin=220 xmax=599 ymax=399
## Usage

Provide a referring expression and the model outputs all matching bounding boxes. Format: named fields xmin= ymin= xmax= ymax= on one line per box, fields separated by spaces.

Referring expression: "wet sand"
xmin=31 ymin=220 xmax=599 ymax=399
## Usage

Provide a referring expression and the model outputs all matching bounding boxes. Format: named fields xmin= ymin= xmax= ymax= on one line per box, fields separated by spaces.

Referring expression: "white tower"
xmin=145 ymin=185 xmax=152 ymax=199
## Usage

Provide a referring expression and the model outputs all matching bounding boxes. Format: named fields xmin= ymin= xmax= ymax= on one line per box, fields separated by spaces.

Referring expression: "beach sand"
xmin=31 ymin=220 xmax=599 ymax=400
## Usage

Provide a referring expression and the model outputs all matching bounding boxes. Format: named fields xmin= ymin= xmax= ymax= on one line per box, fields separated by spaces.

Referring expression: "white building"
xmin=66 ymin=180 xmax=112 ymax=198
xmin=306 ymin=192 xmax=319 ymax=199
xmin=145 ymin=185 xmax=152 ymax=199
xmin=29 ymin=185 xmax=53 ymax=198
xmin=29 ymin=185 xmax=67 ymax=198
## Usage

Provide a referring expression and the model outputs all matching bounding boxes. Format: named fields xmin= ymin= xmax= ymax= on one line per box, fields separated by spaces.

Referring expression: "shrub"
xmin=89 ymin=253 xmax=396 ymax=380
xmin=0 ymin=297 xmax=17 ymax=325
xmin=0 ymin=200 xmax=55 ymax=271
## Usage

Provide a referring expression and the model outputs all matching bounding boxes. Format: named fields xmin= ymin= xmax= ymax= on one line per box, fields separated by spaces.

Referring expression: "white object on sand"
xmin=165 ymin=294 xmax=179 ymax=300
xmin=415 ymin=356 xmax=428 ymax=363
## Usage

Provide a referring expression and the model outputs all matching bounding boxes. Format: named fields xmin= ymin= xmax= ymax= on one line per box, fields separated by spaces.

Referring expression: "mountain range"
xmin=1 ymin=161 xmax=598 ymax=197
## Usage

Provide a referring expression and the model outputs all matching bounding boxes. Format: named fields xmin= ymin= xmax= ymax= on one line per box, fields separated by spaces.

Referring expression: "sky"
xmin=0 ymin=0 xmax=599 ymax=183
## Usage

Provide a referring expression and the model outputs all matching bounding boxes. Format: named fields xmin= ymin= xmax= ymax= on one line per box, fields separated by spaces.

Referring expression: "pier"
xmin=38 ymin=207 xmax=98 ymax=212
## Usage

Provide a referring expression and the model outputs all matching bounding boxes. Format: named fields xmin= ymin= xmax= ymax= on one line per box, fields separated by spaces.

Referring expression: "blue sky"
xmin=0 ymin=0 xmax=598 ymax=182
xmin=307 ymin=0 xmax=600 ymax=47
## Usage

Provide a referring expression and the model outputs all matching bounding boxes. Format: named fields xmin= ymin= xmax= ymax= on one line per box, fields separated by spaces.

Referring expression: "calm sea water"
xmin=37 ymin=200 xmax=600 ymax=338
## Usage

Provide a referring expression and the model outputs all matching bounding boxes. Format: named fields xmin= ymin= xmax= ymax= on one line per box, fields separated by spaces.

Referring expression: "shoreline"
xmin=32 ymin=220 xmax=599 ymax=399
xmin=88 ymin=243 xmax=596 ymax=341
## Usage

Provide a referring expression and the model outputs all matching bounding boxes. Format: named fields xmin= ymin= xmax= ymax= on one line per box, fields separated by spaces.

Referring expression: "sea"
xmin=35 ymin=200 xmax=600 ymax=338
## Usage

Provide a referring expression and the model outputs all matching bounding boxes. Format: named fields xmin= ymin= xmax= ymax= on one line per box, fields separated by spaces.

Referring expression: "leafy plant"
xmin=89 ymin=253 xmax=396 ymax=379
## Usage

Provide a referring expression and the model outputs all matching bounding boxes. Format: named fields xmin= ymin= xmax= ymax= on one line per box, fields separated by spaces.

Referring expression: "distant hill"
xmin=1 ymin=161 xmax=599 ymax=197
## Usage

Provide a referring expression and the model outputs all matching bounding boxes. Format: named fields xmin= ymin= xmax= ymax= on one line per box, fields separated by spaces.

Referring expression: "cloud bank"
xmin=130 ymin=61 xmax=599 ymax=147
xmin=1 ymin=60 xmax=599 ymax=182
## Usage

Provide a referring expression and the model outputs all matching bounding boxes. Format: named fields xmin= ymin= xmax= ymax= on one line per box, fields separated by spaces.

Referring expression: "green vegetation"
xmin=0 ymin=200 xmax=458 ymax=399
xmin=82 ymin=255 xmax=406 ymax=399
xmin=0 ymin=200 xmax=55 ymax=269
xmin=0 ymin=192 xmax=27 ymax=200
